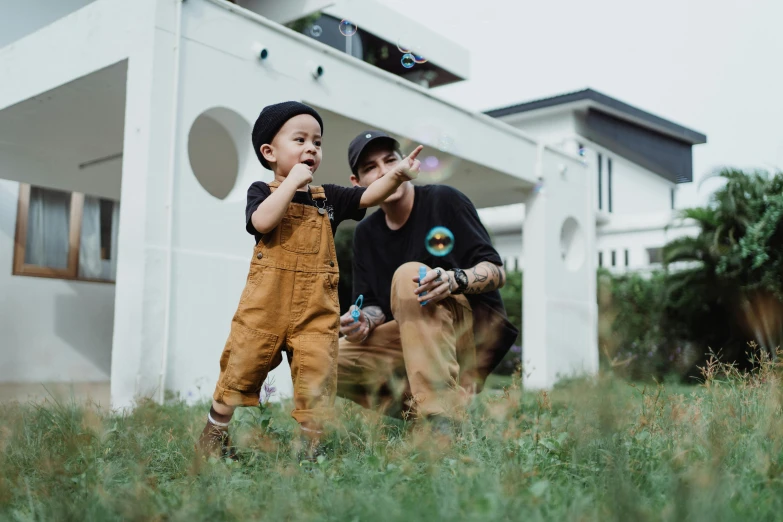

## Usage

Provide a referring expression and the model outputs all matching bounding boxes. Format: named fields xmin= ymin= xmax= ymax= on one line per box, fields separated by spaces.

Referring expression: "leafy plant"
xmin=661 ymin=169 xmax=783 ymax=367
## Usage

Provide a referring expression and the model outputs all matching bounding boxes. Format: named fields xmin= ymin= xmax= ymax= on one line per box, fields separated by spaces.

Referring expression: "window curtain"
xmin=78 ymin=196 xmax=102 ymax=279
xmin=24 ymin=187 xmax=70 ymax=269
xmin=109 ymin=201 xmax=120 ymax=281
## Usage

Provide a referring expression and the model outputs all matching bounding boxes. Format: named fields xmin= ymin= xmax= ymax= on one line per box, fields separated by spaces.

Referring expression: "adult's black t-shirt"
xmin=245 ymin=182 xmax=367 ymax=243
xmin=352 ymin=184 xmax=519 ymax=378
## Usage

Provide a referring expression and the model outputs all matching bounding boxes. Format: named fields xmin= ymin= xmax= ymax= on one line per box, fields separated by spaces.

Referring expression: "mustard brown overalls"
xmin=213 ymin=182 xmax=340 ymax=432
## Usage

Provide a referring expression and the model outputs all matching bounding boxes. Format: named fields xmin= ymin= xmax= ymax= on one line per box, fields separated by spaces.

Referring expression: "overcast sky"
xmin=387 ymin=0 xmax=783 ymax=207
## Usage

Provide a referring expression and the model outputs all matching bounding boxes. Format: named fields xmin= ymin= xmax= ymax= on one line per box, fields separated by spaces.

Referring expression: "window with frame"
xmin=13 ymin=183 xmax=120 ymax=283
xmin=607 ymin=158 xmax=613 ymax=213
xmin=647 ymin=247 xmax=664 ymax=265
xmin=597 ymin=153 xmax=603 ymax=210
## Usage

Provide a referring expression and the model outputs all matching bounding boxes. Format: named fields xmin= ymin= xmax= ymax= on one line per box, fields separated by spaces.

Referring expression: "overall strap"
xmin=310 ymin=186 xmax=326 ymax=200
xmin=266 ymin=180 xmax=324 ymax=201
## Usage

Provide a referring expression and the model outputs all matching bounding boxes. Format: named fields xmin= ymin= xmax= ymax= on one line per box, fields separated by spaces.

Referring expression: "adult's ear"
xmin=349 ymin=174 xmax=362 ymax=187
xmin=260 ymin=144 xmax=275 ymax=165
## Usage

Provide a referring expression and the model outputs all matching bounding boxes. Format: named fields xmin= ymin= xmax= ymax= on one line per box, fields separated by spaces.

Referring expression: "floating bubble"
xmin=401 ymin=53 xmax=416 ymax=68
xmin=437 ymin=134 xmax=454 ymax=152
xmin=425 ymin=226 xmax=455 ymax=257
xmin=422 ymin=156 xmax=440 ymax=172
xmin=309 ymin=25 xmax=323 ymax=38
xmin=413 ymin=54 xmax=428 ymax=64
xmin=409 ymin=151 xmax=455 ymax=184
xmin=397 ymin=35 xmax=424 ymax=56
xmin=533 ymin=178 xmax=545 ymax=194
xmin=339 ymin=20 xmax=358 ymax=36
xmin=578 ymin=147 xmax=587 ymax=157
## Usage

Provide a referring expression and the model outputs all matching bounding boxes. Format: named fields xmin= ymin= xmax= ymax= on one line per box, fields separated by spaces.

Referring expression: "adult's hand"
xmin=413 ymin=267 xmax=455 ymax=306
xmin=340 ymin=306 xmax=370 ymax=343
xmin=392 ymin=145 xmax=423 ymax=181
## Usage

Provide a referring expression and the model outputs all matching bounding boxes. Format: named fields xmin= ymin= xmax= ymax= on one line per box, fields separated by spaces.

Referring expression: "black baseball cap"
xmin=348 ymin=130 xmax=401 ymax=175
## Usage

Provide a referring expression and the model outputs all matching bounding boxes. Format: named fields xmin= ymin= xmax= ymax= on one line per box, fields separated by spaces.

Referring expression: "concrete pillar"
xmin=111 ymin=2 xmax=178 ymax=409
xmin=522 ymin=146 xmax=598 ymax=388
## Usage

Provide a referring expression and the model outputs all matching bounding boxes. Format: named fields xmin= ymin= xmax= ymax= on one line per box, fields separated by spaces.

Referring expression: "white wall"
xmin=522 ymin=148 xmax=598 ymax=388
xmin=487 ymin=223 xmax=701 ymax=275
xmin=503 ymin=112 xmax=577 ymax=148
xmin=0 ymin=179 xmax=115 ymax=382
xmin=607 ymin=154 xmax=673 ymax=215
xmin=477 ymin=126 xmax=687 ymax=274
xmin=575 ymin=141 xmax=674 ymax=216
xmin=0 ymin=0 xmax=97 ymax=49
xmin=498 ymin=111 xmax=676 ymax=218
xmin=597 ymin=223 xmax=700 ymax=272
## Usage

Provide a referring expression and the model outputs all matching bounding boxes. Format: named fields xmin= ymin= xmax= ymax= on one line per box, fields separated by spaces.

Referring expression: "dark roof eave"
xmin=484 ymin=88 xmax=707 ymax=145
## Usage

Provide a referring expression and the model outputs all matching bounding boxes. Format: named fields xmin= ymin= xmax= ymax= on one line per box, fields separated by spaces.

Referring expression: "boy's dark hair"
xmin=251 ymin=101 xmax=324 ymax=170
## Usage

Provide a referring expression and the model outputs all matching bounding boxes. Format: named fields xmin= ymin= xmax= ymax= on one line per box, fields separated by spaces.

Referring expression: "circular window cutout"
xmin=187 ymin=108 xmax=252 ymax=200
xmin=560 ymin=217 xmax=586 ymax=271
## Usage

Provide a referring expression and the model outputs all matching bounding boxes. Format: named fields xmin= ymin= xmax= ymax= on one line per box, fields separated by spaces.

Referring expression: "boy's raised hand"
xmin=393 ymin=145 xmax=423 ymax=181
xmin=286 ymin=163 xmax=314 ymax=190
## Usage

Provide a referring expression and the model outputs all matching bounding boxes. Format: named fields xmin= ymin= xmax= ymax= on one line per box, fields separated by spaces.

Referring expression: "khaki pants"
xmin=337 ymin=262 xmax=477 ymax=419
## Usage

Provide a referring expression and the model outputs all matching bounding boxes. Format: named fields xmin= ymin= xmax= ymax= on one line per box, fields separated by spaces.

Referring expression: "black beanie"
xmin=251 ymin=101 xmax=324 ymax=170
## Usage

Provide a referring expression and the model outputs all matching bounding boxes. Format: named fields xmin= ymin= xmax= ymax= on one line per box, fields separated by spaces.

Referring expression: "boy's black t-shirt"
xmin=245 ymin=182 xmax=367 ymax=243
xmin=352 ymin=185 xmax=519 ymax=373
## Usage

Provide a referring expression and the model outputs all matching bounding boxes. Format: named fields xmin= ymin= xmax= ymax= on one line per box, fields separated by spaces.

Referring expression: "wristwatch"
xmin=452 ymin=268 xmax=469 ymax=295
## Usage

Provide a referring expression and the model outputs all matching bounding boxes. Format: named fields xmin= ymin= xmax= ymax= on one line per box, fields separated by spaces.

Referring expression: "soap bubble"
xmin=339 ymin=20 xmax=358 ymax=36
xmin=533 ymin=178 xmax=545 ymax=194
xmin=422 ymin=156 xmax=440 ymax=172
xmin=578 ymin=147 xmax=587 ymax=157
xmin=401 ymin=53 xmax=416 ymax=68
xmin=397 ymin=40 xmax=412 ymax=54
xmin=309 ymin=25 xmax=323 ymax=38
xmin=397 ymin=36 xmax=424 ymax=57
xmin=413 ymin=54 xmax=428 ymax=64
xmin=425 ymin=226 xmax=455 ymax=257
xmin=437 ymin=134 xmax=454 ymax=152
xmin=417 ymin=156 xmax=455 ymax=184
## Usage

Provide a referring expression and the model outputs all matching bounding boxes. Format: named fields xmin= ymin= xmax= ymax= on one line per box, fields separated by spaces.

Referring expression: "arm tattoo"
xmin=363 ymin=306 xmax=386 ymax=331
xmin=471 ymin=265 xmax=489 ymax=283
xmin=464 ymin=262 xmax=504 ymax=294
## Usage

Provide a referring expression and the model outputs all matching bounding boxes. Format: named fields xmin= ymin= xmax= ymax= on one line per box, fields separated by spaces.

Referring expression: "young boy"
xmin=197 ymin=101 xmax=422 ymax=460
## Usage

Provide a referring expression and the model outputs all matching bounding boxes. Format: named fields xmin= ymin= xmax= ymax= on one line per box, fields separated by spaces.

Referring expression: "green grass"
xmin=3 ymin=359 xmax=783 ymax=522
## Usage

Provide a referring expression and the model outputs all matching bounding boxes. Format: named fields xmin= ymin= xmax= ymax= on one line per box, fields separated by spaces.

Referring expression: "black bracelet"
xmin=452 ymin=267 xmax=469 ymax=295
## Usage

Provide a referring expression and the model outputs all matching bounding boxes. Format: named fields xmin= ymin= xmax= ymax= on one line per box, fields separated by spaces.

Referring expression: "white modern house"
xmin=0 ymin=0 xmax=598 ymax=408
xmin=478 ymin=89 xmax=706 ymax=275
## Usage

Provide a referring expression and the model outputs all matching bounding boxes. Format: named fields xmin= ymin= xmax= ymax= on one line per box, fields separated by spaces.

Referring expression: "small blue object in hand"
xmin=351 ymin=294 xmax=364 ymax=323
xmin=419 ymin=266 xmax=428 ymax=306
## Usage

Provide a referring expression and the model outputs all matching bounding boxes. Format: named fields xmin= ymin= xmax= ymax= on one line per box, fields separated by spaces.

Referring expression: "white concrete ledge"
xmin=0 ymin=0 xmax=145 ymax=111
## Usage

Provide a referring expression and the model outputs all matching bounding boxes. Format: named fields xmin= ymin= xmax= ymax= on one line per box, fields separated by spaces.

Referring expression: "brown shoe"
xmin=196 ymin=422 xmax=238 ymax=461
xmin=297 ymin=436 xmax=328 ymax=464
